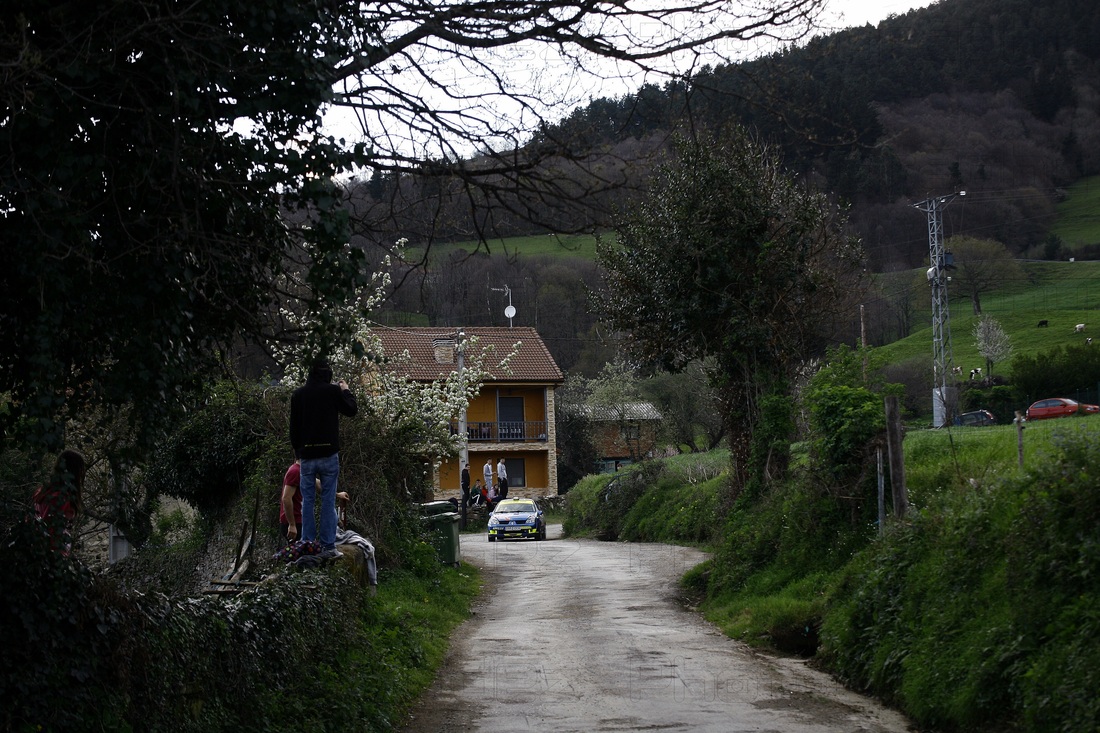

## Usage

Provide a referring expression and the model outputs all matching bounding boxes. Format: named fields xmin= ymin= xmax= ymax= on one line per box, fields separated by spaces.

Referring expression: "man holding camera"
xmin=289 ymin=359 xmax=357 ymax=559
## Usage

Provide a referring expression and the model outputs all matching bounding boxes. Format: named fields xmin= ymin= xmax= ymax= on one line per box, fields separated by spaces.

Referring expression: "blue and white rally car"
xmin=487 ymin=498 xmax=546 ymax=542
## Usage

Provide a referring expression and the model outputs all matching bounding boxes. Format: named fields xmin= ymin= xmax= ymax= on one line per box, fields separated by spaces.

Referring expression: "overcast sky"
xmin=824 ymin=0 xmax=936 ymax=30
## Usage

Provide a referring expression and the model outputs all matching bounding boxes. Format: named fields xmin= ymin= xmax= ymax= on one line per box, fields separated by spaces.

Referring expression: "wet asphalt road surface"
xmin=400 ymin=525 xmax=914 ymax=733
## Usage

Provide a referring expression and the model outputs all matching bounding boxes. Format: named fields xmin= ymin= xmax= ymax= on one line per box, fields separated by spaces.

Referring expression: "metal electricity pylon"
xmin=913 ymin=191 xmax=965 ymax=427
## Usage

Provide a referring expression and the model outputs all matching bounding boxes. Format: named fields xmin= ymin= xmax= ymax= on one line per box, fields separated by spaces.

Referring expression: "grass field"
xmin=1051 ymin=174 xmax=1100 ymax=248
xmin=398 ymin=194 xmax=1100 ymax=376
xmin=407 ymin=172 xmax=1100 ymax=265
xmin=876 ymin=260 xmax=1100 ymax=370
xmin=405 ymin=232 xmax=603 ymax=262
xmin=903 ymin=414 xmax=1100 ymax=505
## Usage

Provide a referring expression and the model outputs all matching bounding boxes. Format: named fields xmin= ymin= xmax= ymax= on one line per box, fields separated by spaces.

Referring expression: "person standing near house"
xmin=290 ymin=359 xmax=357 ymax=559
xmin=496 ymin=457 xmax=508 ymax=500
xmin=483 ymin=458 xmax=494 ymax=496
xmin=33 ymin=449 xmax=86 ymax=555
xmin=459 ymin=461 xmax=471 ymax=528
xmin=460 ymin=462 xmax=471 ymax=505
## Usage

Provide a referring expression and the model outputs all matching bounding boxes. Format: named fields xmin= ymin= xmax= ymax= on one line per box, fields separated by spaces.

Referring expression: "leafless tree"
xmin=330 ymin=0 xmax=830 ymax=261
xmin=948 ymin=236 xmax=1026 ymax=315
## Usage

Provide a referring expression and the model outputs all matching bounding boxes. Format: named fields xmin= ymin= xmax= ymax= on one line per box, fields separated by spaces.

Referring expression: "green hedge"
xmin=562 ymin=457 xmax=723 ymax=545
xmin=1 ymin=526 xmax=476 ymax=732
xmin=820 ymin=429 xmax=1100 ymax=732
xmin=1 ymin=374 xmax=478 ymax=732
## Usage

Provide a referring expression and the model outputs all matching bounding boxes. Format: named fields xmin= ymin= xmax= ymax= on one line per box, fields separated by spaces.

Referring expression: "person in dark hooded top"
xmin=289 ymin=359 xmax=357 ymax=558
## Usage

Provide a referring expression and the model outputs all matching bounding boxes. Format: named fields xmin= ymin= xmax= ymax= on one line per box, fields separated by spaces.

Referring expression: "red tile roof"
xmin=578 ymin=402 xmax=663 ymax=421
xmin=370 ymin=326 xmax=563 ymax=384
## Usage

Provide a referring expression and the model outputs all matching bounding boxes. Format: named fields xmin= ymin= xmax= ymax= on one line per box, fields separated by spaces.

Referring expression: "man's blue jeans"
xmin=300 ymin=453 xmax=340 ymax=551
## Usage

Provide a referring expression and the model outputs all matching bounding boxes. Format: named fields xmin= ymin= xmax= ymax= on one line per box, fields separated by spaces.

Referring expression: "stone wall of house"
xmin=546 ymin=387 xmax=559 ymax=494
xmin=591 ymin=420 xmax=660 ymax=462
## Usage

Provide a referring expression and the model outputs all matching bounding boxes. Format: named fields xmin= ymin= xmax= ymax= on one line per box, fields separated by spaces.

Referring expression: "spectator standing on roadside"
xmin=496 ymin=457 xmax=508 ymax=500
xmin=483 ymin=458 xmax=493 ymax=495
xmin=460 ymin=462 xmax=471 ymax=506
xmin=290 ymin=359 xmax=357 ymax=559
xmin=33 ymin=449 xmax=86 ymax=555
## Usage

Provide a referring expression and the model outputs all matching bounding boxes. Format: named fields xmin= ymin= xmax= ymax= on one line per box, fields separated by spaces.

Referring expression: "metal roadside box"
xmin=419 ymin=500 xmax=455 ymax=517
xmin=423 ymin=511 xmax=461 ymax=567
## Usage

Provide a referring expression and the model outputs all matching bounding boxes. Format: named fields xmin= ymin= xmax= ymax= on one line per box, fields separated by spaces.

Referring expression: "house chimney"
xmin=432 ymin=338 xmax=456 ymax=364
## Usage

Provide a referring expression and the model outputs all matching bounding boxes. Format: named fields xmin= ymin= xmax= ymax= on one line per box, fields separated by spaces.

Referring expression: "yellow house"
xmin=372 ymin=326 xmax=564 ymax=498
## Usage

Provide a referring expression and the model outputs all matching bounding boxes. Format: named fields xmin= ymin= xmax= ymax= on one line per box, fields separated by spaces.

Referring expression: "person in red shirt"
xmin=32 ymin=449 xmax=86 ymax=555
xmin=279 ymin=459 xmax=304 ymax=542
xmin=279 ymin=459 xmax=349 ymax=543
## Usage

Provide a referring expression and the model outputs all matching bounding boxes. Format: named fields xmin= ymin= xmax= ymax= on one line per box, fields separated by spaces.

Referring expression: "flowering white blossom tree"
xmin=274 ymin=240 xmax=519 ymax=463
xmin=973 ymin=315 xmax=1013 ymax=378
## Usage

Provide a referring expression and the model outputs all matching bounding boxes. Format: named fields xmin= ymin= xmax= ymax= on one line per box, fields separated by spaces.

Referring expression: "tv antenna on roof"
xmin=491 ymin=284 xmax=515 ymax=327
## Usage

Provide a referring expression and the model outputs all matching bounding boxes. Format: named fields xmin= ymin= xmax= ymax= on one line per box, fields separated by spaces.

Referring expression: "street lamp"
xmin=456 ymin=330 xmax=468 ymax=528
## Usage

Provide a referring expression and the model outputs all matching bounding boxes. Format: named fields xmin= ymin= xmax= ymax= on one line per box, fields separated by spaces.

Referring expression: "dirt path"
xmin=401 ymin=525 xmax=914 ymax=733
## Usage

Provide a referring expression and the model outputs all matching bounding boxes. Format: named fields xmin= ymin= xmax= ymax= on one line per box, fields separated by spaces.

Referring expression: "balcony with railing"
xmin=453 ymin=420 xmax=548 ymax=443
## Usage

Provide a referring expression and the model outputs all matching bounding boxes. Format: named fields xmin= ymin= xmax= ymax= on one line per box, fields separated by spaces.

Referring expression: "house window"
xmin=620 ymin=423 xmax=640 ymax=441
xmin=504 ymin=458 xmax=526 ymax=487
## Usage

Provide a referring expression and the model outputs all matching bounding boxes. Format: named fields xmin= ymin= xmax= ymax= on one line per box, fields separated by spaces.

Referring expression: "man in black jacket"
xmin=290 ymin=359 xmax=358 ymax=558
xmin=460 ymin=462 xmax=471 ymax=506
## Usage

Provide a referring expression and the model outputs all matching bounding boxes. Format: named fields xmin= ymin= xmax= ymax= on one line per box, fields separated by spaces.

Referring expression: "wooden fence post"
xmin=876 ymin=446 xmax=885 ymax=534
xmin=1015 ymin=410 xmax=1026 ymax=469
xmin=884 ymin=396 xmax=908 ymax=518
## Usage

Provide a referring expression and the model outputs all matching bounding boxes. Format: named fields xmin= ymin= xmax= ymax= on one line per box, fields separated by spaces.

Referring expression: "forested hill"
xmin=537 ymin=0 xmax=1100 ymax=270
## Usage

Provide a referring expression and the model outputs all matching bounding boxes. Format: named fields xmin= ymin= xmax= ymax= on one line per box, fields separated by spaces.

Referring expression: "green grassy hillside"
xmin=408 ymin=174 xmax=1100 ymax=268
xmin=411 ymin=172 xmax=1100 ymax=266
xmin=399 ymin=221 xmax=1100 ymax=387
xmin=876 ymin=260 xmax=1100 ymax=371
xmin=406 ymin=232 xmax=602 ymax=262
xmin=1051 ymin=175 xmax=1100 ymax=248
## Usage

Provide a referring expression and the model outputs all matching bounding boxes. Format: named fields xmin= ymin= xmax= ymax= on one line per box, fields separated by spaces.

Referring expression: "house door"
xmin=498 ymin=396 xmax=524 ymax=441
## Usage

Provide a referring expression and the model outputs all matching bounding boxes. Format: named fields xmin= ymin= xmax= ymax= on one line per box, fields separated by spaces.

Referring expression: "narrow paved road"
xmin=401 ymin=525 xmax=914 ymax=733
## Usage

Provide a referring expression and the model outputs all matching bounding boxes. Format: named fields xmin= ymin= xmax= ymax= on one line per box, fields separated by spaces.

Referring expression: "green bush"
xmin=1 ymin=520 xmax=477 ymax=732
xmin=807 ymin=384 xmax=883 ymax=480
xmin=562 ymin=468 xmax=646 ymax=540
xmin=144 ymin=382 xmax=267 ymax=514
xmin=1011 ymin=342 xmax=1100 ymax=402
xmin=0 ymin=522 xmax=130 ymax=732
xmin=619 ymin=473 xmax=722 ymax=544
xmin=697 ymin=470 xmax=876 ymax=654
xmin=820 ymin=429 xmax=1100 ymax=732
xmin=562 ymin=458 xmax=721 ymax=545
xmin=1 ymin=372 xmax=474 ymax=732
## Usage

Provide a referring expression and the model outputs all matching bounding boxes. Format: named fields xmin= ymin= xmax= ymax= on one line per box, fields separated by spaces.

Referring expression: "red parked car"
xmin=1025 ymin=397 xmax=1100 ymax=420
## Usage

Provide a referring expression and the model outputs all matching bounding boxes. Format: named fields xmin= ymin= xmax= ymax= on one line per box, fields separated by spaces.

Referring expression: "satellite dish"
xmin=504 ymin=305 xmax=516 ymax=319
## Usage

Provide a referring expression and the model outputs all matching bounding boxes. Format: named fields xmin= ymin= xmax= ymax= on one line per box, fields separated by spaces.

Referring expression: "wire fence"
xmin=979 ymin=382 xmax=1100 ymax=421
